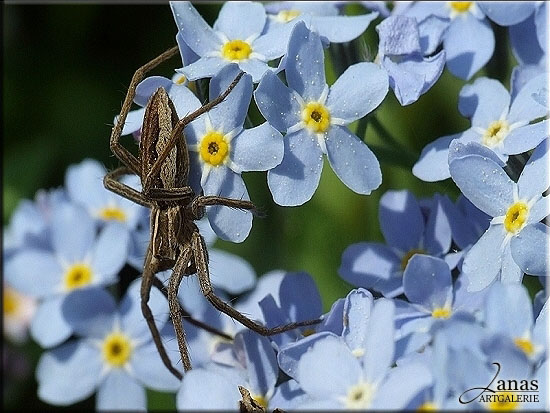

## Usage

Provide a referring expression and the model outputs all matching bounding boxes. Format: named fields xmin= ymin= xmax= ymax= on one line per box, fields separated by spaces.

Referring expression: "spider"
xmin=105 ymin=46 xmax=319 ymax=380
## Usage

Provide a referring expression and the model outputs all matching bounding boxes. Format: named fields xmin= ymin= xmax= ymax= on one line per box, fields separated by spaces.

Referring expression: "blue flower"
xmin=339 ymin=190 xmax=454 ymax=298
xmin=66 ymin=159 xmax=146 ymax=231
xmin=263 ymin=1 xmax=379 ymax=44
xmin=449 ymin=139 xmax=549 ymax=291
xmin=255 ymin=22 xmax=388 ymax=206
xmin=36 ymin=281 xmax=178 ymax=410
xmin=184 ymin=64 xmax=283 ymax=242
xmin=171 ymin=1 xmax=293 ymax=82
xmin=6 ymin=203 xmax=130 ymax=347
xmin=484 ymin=282 xmax=547 ymax=362
xmin=403 ymin=1 xmax=494 ymax=80
xmin=478 ymin=1 xmax=538 ymax=26
xmin=293 ymin=308 xmax=433 ymax=410
xmin=177 ymin=330 xmax=278 ymax=410
xmin=375 ymin=15 xmax=446 ymax=105
xmin=414 ymin=74 xmax=548 ymax=182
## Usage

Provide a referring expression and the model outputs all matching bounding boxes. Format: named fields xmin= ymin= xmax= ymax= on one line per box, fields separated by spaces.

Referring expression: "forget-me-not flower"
xmin=414 ymin=73 xmax=548 ymax=182
xmin=6 ymin=203 xmax=129 ymax=347
xmin=403 ymin=1 xmax=494 ymax=80
xmin=375 ymin=14 xmax=447 ymax=105
xmin=184 ymin=64 xmax=283 ymax=242
xmin=449 ymin=139 xmax=549 ymax=291
xmin=263 ymin=1 xmax=379 ymax=44
xmin=36 ymin=281 xmax=179 ymax=410
xmin=339 ymin=190 xmax=453 ymax=298
xmin=294 ymin=305 xmax=432 ymax=410
xmin=255 ymin=22 xmax=388 ymax=206
xmin=171 ymin=1 xmax=294 ymax=82
xmin=66 ymin=159 xmax=145 ymax=232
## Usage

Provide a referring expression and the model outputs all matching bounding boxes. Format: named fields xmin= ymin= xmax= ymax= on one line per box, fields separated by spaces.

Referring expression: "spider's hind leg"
xmin=192 ymin=233 xmax=321 ymax=337
xmin=141 ymin=246 xmax=183 ymax=380
xmin=167 ymin=247 xmax=194 ymax=372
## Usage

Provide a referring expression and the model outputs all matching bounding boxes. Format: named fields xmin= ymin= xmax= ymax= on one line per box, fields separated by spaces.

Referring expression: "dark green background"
xmin=3 ymin=3 xmax=515 ymax=410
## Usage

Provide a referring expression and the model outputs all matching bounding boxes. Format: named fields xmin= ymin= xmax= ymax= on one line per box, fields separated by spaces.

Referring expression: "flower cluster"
xmin=4 ymin=1 xmax=548 ymax=411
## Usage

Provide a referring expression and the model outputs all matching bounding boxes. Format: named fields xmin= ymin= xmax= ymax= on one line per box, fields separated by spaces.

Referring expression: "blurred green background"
xmin=3 ymin=3 xmax=515 ymax=411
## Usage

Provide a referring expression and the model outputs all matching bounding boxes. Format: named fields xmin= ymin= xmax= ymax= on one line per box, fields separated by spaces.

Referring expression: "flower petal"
xmin=503 ymin=119 xmax=549 ymax=156
xmin=508 ymin=73 xmax=548 ymax=123
xmin=91 ymin=222 xmax=130 ymax=280
xmin=131 ymin=340 xmax=181 ymax=392
xmin=230 ymin=123 xmax=284 ymax=172
xmin=97 ymin=370 xmax=146 ymax=411
xmin=37 ymin=341 xmax=102 ymax=405
xmin=286 ymin=22 xmax=326 ymax=102
xmin=458 ymin=77 xmax=510 ymax=127
xmin=518 ymin=138 xmax=549 ymax=200
xmin=213 ymin=1 xmax=266 ymax=40
xmin=62 ymin=287 xmax=116 ymax=339
xmin=326 ymin=62 xmax=388 ymax=123
xmin=177 ymin=368 xmax=242 ymax=410
xmin=280 ymin=271 xmax=323 ymax=321
xmin=462 ymin=225 xmax=507 ymax=291
xmin=485 ymin=282 xmax=533 ymax=338
xmin=31 ymin=296 xmax=73 ymax=348
xmin=373 ymin=362 xmax=432 ymax=409
xmin=208 ymin=64 xmax=252 ymax=132
xmin=413 ymin=134 xmax=457 ymax=182
xmin=267 ymin=129 xmax=324 ymax=206
xmin=134 ymin=76 xmax=172 ymax=107
xmin=6 ymin=250 xmax=61 ymax=297
xmin=297 ymin=335 xmax=362 ymax=398
xmin=449 ymin=154 xmax=514 ymax=217
xmin=171 ymin=1 xmax=223 ymax=55
xmin=204 ymin=168 xmax=253 ymax=242
xmin=208 ymin=248 xmax=256 ymax=294
xmin=178 ymin=57 xmax=227 ymax=81
xmin=325 ymin=126 xmax=382 ymax=195
xmin=254 ymin=70 xmax=302 ymax=132
xmin=52 ymin=203 xmax=96 ymax=263
xmin=314 ymin=13 xmax=378 ymax=43
xmin=379 ymin=190 xmax=424 ymax=251
xmin=444 ymin=14 xmax=494 ymax=80
xmin=478 ymin=2 xmax=536 ymax=26
xmin=511 ymin=223 xmax=549 ymax=276
xmin=403 ymin=255 xmax=453 ymax=310
xmin=65 ymin=159 xmax=108 ymax=211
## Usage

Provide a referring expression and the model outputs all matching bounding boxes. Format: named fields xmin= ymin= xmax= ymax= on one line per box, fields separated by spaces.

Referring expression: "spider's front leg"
xmin=191 ymin=233 xmax=321 ymax=337
xmin=110 ymin=46 xmax=179 ymax=175
xmin=141 ymin=245 xmax=183 ymax=380
xmin=191 ymin=195 xmax=259 ymax=216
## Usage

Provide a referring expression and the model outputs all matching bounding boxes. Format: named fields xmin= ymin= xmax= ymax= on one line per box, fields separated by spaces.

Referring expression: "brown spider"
xmin=105 ymin=46 xmax=319 ymax=380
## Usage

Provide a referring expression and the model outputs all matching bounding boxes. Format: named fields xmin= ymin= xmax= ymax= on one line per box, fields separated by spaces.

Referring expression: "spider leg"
xmin=110 ymin=46 xmax=180 ymax=175
xmin=167 ymin=246 xmax=194 ymax=372
xmin=144 ymin=71 xmax=245 ymax=189
xmin=192 ymin=195 xmax=257 ymax=213
xmin=103 ymin=167 xmax=153 ymax=208
xmin=152 ymin=275 xmax=232 ymax=340
xmin=141 ymin=245 xmax=183 ymax=380
xmin=192 ymin=233 xmax=321 ymax=337
xmin=146 ymin=187 xmax=194 ymax=202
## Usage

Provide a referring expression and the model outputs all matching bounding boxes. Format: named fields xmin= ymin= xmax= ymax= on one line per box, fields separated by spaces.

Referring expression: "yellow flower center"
xmin=251 ymin=394 xmax=268 ymax=409
xmin=200 ymin=131 xmax=229 ymax=166
xmin=98 ymin=206 xmax=127 ymax=222
xmin=417 ymin=402 xmax=439 ymax=411
xmin=303 ymin=102 xmax=331 ymax=133
xmin=345 ymin=382 xmax=375 ymax=409
xmin=487 ymin=391 xmax=519 ymax=411
xmin=302 ymin=328 xmax=316 ymax=337
xmin=175 ymin=75 xmax=187 ymax=85
xmin=482 ymin=120 xmax=510 ymax=148
xmin=450 ymin=2 xmax=473 ymax=13
xmin=64 ymin=264 xmax=93 ymax=290
xmin=275 ymin=9 xmax=301 ymax=23
xmin=3 ymin=288 xmax=19 ymax=315
xmin=400 ymin=249 xmax=425 ymax=271
xmin=504 ymin=202 xmax=529 ymax=234
xmin=514 ymin=338 xmax=535 ymax=356
xmin=431 ymin=307 xmax=452 ymax=319
xmin=221 ymin=40 xmax=252 ymax=61
xmin=102 ymin=332 xmax=133 ymax=367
